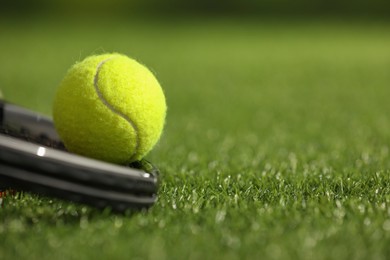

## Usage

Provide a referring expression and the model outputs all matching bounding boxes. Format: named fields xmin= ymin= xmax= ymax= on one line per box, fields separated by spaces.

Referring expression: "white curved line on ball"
xmin=94 ymin=58 xmax=139 ymax=162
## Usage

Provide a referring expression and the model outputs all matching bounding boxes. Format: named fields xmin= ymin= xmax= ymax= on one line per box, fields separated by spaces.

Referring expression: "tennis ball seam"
xmin=93 ymin=58 xmax=140 ymax=161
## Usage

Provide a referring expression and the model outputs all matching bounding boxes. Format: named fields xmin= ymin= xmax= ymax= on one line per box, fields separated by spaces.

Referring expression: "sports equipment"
xmin=0 ymin=100 xmax=159 ymax=211
xmin=53 ymin=53 xmax=166 ymax=164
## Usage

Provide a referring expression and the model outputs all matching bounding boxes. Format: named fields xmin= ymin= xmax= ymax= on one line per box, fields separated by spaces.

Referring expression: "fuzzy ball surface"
xmin=53 ymin=53 xmax=166 ymax=164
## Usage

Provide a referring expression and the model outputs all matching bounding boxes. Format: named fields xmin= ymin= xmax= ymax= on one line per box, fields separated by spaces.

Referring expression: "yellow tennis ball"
xmin=53 ymin=53 xmax=166 ymax=164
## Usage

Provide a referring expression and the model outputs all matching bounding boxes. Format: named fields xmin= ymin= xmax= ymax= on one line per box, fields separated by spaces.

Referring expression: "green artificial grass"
xmin=0 ymin=17 xmax=390 ymax=259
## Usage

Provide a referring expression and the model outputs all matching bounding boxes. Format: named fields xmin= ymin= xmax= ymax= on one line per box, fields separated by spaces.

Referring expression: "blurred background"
xmin=0 ymin=0 xmax=389 ymax=157
xmin=2 ymin=0 xmax=390 ymax=16
xmin=1 ymin=0 xmax=389 ymax=107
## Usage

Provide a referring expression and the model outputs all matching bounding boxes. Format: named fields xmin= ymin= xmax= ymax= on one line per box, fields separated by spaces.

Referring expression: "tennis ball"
xmin=53 ymin=53 xmax=166 ymax=164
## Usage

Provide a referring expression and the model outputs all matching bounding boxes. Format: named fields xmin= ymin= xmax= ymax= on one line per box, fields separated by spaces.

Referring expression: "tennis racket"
xmin=0 ymin=100 xmax=159 ymax=212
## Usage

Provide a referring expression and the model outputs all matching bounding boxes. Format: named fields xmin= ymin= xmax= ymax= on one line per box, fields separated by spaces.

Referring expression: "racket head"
xmin=0 ymin=100 xmax=160 ymax=212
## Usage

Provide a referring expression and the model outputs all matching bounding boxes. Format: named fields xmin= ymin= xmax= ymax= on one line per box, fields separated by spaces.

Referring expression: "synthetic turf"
xmin=0 ymin=17 xmax=389 ymax=260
